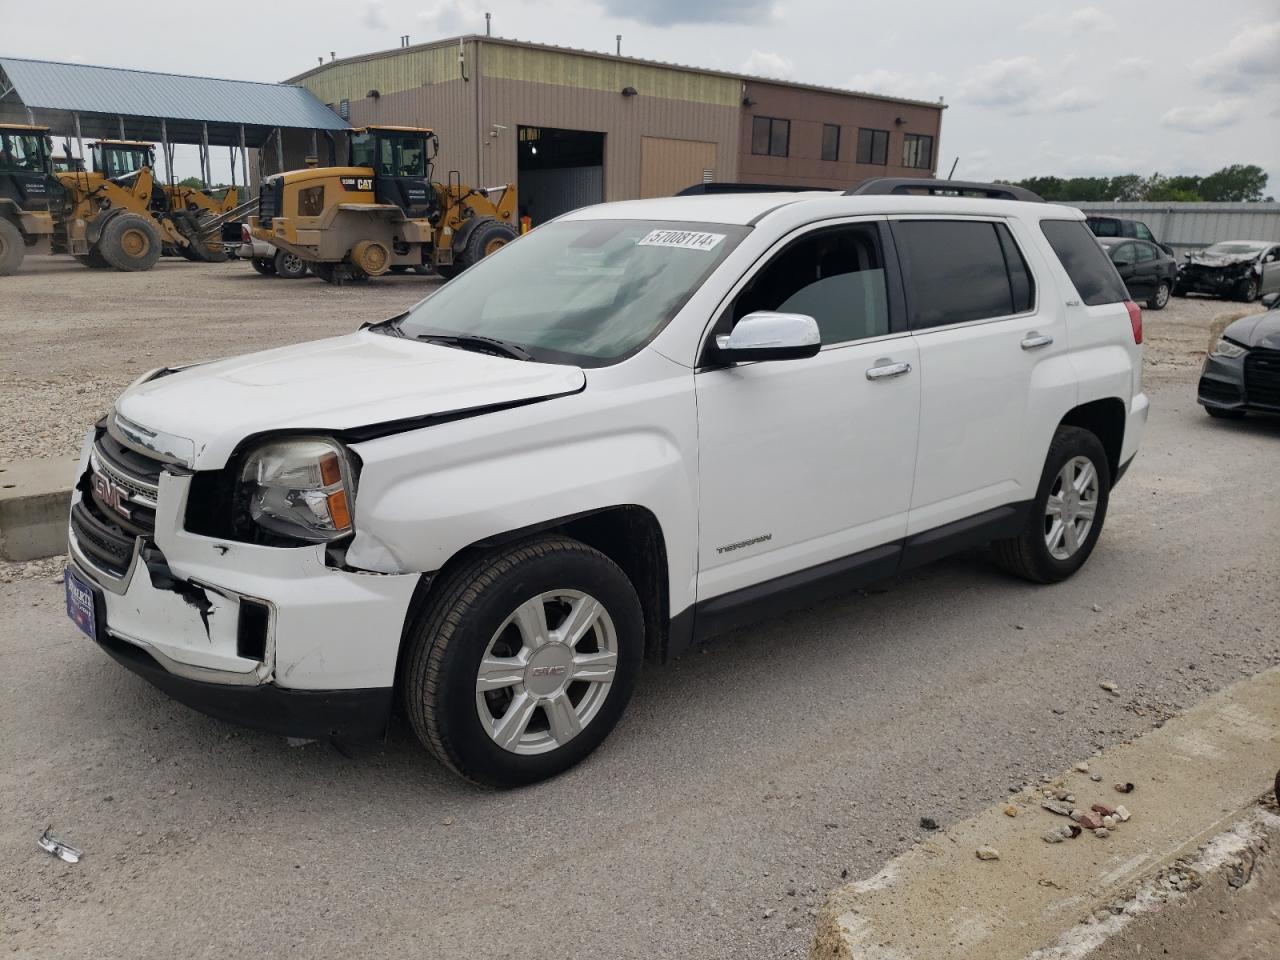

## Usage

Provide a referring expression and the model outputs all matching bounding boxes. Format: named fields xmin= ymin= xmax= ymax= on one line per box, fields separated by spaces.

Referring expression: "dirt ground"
xmin=0 ymin=253 xmax=1265 ymax=464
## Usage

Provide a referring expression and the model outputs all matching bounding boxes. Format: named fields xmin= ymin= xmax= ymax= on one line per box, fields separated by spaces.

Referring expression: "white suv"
xmin=65 ymin=179 xmax=1148 ymax=787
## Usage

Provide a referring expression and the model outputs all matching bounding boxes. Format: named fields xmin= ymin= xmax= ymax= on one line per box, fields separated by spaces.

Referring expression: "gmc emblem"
xmin=92 ymin=473 xmax=132 ymax=519
xmin=530 ymin=665 xmax=567 ymax=677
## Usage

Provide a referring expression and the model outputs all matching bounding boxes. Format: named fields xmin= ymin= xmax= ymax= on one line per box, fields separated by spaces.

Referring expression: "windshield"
xmin=1201 ymin=242 xmax=1266 ymax=256
xmin=392 ymin=219 xmax=749 ymax=366
xmin=93 ymin=146 xmax=152 ymax=179
xmin=0 ymin=132 xmax=45 ymax=173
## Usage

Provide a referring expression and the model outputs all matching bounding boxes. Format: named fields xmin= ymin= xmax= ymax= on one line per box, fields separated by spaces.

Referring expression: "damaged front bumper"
xmin=1177 ymin=260 xmax=1258 ymax=297
xmin=67 ymin=428 xmax=420 ymax=740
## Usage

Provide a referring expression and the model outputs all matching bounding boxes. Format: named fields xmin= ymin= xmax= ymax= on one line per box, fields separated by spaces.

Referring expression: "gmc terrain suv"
xmin=66 ymin=179 xmax=1148 ymax=787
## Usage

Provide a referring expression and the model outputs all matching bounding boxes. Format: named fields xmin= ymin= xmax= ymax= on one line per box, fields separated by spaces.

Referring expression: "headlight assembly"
xmin=1210 ymin=338 xmax=1247 ymax=360
xmin=240 ymin=438 xmax=356 ymax=542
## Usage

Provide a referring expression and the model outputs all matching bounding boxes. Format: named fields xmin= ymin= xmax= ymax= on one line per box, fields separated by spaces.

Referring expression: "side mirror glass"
xmin=715 ymin=311 xmax=821 ymax=363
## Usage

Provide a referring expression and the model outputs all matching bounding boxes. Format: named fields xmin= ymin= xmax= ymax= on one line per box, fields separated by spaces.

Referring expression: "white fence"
xmin=1069 ymin=202 xmax=1280 ymax=251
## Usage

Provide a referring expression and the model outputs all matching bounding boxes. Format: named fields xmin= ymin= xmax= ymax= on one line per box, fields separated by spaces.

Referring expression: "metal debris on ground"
xmin=37 ymin=827 xmax=82 ymax=863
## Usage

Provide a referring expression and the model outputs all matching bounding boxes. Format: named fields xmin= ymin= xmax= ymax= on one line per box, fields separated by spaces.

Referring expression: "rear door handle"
xmin=1021 ymin=333 xmax=1054 ymax=350
xmin=865 ymin=361 xmax=912 ymax=381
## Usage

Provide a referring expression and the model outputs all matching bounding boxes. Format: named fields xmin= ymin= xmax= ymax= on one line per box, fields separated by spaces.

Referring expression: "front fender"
xmin=347 ymin=353 xmax=699 ymax=616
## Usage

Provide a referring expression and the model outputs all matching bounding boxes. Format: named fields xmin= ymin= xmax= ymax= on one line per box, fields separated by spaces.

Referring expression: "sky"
xmin=3 ymin=0 xmax=1277 ymax=190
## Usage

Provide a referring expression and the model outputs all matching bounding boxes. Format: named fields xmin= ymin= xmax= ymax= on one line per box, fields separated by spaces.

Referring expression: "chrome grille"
xmin=70 ymin=427 xmax=165 ymax=581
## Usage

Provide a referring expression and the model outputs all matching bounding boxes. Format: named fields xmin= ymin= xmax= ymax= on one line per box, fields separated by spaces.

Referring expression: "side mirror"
xmin=714 ymin=311 xmax=821 ymax=363
xmin=1113 ymin=259 xmax=1132 ymax=269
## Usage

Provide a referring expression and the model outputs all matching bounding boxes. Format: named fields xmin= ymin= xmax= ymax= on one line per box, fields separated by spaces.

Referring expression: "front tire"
xmin=991 ymin=426 xmax=1111 ymax=584
xmin=1236 ymin=278 xmax=1259 ymax=302
xmin=403 ymin=537 xmax=643 ymax=788
xmin=97 ymin=213 xmax=162 ymax=272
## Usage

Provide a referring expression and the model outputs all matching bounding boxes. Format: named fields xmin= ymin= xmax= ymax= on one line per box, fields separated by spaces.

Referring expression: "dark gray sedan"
xmin=1198 ymin=292 xmax=1280 ymax=418
xmin=1098 ymin=237 xmax=1178 ymax=310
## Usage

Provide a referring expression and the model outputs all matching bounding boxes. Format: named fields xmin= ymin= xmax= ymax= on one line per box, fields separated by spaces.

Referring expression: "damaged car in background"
xmin=1198 ymin=292 xmax=1280 ymax=419
xmin=1176 ymin=240 xmax=1280 ymax=302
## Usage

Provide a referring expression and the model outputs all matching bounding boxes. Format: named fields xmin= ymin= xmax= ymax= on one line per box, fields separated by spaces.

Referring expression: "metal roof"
xmin=0 ymin=56 xmax=349 ymax=136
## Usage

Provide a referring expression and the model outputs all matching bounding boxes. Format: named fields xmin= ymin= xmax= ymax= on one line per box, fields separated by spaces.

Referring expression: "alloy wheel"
xmin=1155 ymin=283 xmax=1169 ymax=308
xmin=474 ymin=590 xmax=618 ymax=755
xmin=1044 ymin=455 xmax=1099 ymax=560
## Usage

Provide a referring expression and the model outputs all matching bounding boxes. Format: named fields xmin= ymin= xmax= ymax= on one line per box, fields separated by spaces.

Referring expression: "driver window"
xmin=730 ymin=224 xmax=890 ymax=345
xmin=1135 ymin=223 xmax=1155 ymax=242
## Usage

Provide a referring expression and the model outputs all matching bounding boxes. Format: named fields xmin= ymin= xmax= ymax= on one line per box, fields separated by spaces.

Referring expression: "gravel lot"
xmin=0 ymin=253 xmax=1265 ymax=464
xmin=1 ymin=255 xmax=1278 ymax=958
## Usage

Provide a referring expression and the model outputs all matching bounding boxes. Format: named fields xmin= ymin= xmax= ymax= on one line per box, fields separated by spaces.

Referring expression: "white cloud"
xmin=1194 ymin=21 xmax=1280 ymax=92
xmin=1043 ymin=87 xmax=1103 ymax=113
xmin=1115 ymin=56 xmax=1151 ymax=76
xmin=1160 ymin=99 xmax=1249 ymax=133
xmin=362 ymin=0 xmax=387 ymax=30
xmin=846 ymin=68 xmax=948 ymax=102
xmin=741 ymin=50 xmax=794 ymax=79
xmin=1023 ymin=5 xmax=1112 ymax=33
xmin=957 ymin=56 xmax=1043 ymax=108
xmin=417 ymin=0 xmax=484 ymax=37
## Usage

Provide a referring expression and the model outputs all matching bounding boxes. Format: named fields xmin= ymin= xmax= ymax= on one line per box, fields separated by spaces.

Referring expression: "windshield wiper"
xmin=416 ymin=333 xmax=532 ymax=361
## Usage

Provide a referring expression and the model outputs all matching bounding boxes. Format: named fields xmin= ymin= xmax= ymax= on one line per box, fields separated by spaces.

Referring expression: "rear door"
xmin=1130 ymin=242 xmax=1160 ymax=301
xmin=892 ymin=217 xmax=1073 ymax=533
xmin=1262 ymin=246 xmax=1280 ymax=294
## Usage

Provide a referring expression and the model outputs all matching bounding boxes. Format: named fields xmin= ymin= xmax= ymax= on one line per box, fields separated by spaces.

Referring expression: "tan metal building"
xmin=288 ymin=36 xmax=945 ymax=224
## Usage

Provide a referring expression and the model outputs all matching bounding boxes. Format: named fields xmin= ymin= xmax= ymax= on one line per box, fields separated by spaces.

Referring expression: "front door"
xmin=695 ymin=219 xmax=920 ymax=602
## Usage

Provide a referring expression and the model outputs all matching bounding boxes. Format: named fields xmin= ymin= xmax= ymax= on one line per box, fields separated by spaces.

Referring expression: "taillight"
xmin=241 ymin=224 xmax=251 ymax=243
xmin=1125 ymin=300 xmax=1142 ymax=344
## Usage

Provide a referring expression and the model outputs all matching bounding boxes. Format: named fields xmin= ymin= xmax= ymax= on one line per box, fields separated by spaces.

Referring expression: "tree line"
xmin=1002 ymin=165 xmax=1271 ymax=203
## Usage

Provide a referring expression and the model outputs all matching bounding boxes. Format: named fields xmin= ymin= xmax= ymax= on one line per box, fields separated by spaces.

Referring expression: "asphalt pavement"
xmin=2 ymin=380 xmax=1278 ymax=959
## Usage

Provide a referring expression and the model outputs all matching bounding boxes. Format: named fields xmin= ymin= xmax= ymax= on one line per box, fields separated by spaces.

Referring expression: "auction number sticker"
xmin=638 ymin=229 xmax=726 ymax=251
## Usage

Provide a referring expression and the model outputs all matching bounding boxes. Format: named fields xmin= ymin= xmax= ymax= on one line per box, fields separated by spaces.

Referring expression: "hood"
xmin=114 ymin=330 xmax=585 ymax=468
xmin=1223 ymin=310 xmax=1280 ymax=350
xmin=1185 ymin=251 xmax=1258 ymax=268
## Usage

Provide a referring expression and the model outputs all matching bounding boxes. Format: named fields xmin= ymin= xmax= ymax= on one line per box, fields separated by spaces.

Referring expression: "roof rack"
xmin=676 ymin=182 xmax=827 ymax=196
xmin=846 ymin=178 xmax=1044 ymax=203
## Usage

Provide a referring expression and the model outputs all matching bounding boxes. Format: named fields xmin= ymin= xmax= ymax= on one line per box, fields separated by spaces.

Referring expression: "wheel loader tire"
xmin=97 ymin=214 xmax=162 ymax=272
xmin=0 ymin=218 xmax=25 ymax=276
xmin=75 ymin=249 xmax=113 ymax=269
xmin=313 ymin=261 xmax=369 ymax=285
xmin=351 ymin=239 xmax=390 ymax=276
xmin=456 ymin=219 xmax=517 ymax=273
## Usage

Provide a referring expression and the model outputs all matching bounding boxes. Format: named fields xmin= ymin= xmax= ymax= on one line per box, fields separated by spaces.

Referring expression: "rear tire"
xmin=403 ymin=537 xmax=643 ymax=788
xmin=272 ymin=249 xmax=308 ymax=279
xmin=991 ymin=426 xmax=1111 ymax=584
xmin=250 ymin=257 xmax=276 ymax=276
xmin=0 ymin=218 xmax=25 ymax=276
xmin=1147 ymin=281 xmax=1170 ymax=310
xmin=96 ymin=214 xmax=162 ymax=272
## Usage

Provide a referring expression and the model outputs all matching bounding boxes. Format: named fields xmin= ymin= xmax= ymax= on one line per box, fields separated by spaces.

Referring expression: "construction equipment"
xmin=0 ymin=123 xmax=59 ymax=276
xmin=53 ymin=140 xmax=232 ymax=269
xmin=249 ymin=126 xmax=518 ymax=284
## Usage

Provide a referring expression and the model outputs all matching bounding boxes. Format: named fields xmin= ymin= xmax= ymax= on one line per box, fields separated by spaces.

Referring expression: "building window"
xmin=751 ymin=117 xmax=790 ymax=157
xmin=821 ymin=124 xmax=840 ymax=162
xmin=339 ymin=99 xmax=350 ymax=120
xmin=856 ymin=128 xmax=889 ymax=165
xmin=902 ymin=133 xmax=933 ymax=170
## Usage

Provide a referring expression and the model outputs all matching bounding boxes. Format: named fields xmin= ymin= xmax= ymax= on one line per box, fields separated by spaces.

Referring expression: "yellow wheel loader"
xmin=249 ymin=126 xmax=517 ymax=284
xmin=0 ymin=123 xmax=59 ymax=276
xmin=54 ymin=141 xmax=228 ymax=269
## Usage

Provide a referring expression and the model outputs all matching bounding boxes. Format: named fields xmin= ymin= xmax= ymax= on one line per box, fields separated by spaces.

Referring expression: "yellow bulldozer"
xmin=249 ymin=125 xmax=517 ymax=284
xmin=0 ymin=123 xmax=59 ymax=276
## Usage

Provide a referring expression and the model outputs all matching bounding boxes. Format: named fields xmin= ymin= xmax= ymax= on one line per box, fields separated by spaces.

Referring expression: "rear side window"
xmin=892 ymin=220 xmax=1035 ymax=329
xmin=1039 ymin=220 xmax=1129 ymax=306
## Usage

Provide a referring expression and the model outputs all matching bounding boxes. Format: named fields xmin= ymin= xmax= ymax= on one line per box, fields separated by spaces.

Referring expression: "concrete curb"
xmin=0 ymin=456 xmax=76 ymax=561
xmin=809 ymin=667 xmax=1280 ymax=960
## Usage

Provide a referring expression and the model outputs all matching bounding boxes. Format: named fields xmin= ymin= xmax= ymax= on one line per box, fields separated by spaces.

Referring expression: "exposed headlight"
xmin=240 ymin=438 xmax=355 ymax=542
xmin=1210 ymin=338 xmax=1247 ymax=359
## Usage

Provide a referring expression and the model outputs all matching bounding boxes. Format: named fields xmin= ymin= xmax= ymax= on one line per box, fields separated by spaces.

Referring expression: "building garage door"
xmin=640 ymin=137 xmax=717 ymax=199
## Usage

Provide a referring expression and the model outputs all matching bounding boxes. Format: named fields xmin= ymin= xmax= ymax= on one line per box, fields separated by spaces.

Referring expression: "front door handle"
xmin=1021 ymin=333 xmax=1054 ymax=350
xmin=866 ymin=360 xmax=912 ymax=381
